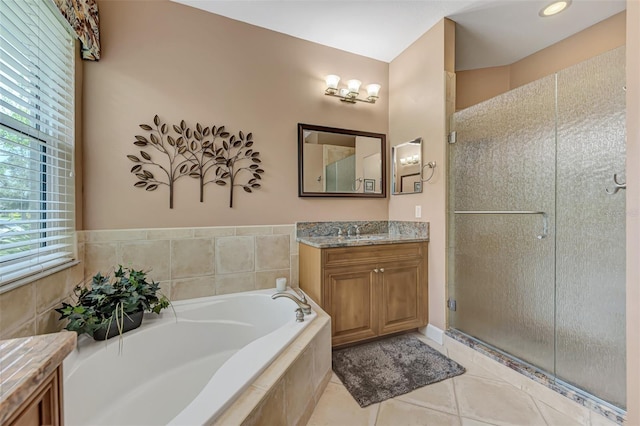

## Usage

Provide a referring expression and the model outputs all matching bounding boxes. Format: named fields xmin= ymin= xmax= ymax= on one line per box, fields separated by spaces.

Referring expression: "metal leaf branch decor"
xmin=128 ymin=115 xmax=264 ymax=208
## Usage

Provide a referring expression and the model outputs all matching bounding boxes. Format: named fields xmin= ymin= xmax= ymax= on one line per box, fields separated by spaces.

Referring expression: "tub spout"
xmin=271 ymin=290 xmax=312 ymax=315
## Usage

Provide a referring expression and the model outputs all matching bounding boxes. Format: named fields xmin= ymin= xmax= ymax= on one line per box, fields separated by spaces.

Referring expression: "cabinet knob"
xmin=374 ymin=268 xmax=379 ymax=273
xmin=380 ymin=268 xmax=385 ymax=273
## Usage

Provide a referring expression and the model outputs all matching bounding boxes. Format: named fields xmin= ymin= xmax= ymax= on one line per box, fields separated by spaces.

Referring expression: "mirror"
xmin=392 ymin=137 xmax=423 ymax=195
xmin=298 ymin=123 xmax=386 ymax=197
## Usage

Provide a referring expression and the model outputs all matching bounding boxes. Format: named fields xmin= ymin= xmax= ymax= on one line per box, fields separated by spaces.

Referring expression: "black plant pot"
xmin=93 ymin=310 xmax=144 ymax=341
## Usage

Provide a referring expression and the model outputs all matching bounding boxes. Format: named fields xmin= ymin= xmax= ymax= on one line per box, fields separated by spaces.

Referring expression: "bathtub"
xmin=63 ymin=289 xmax=317 ymax=425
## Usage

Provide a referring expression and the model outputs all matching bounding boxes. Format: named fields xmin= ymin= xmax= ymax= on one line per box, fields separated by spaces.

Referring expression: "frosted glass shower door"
xmin=449 ymin=75 xmax=557 ymax=372
xmin=555 ymin=47 xmax=626 ymax=408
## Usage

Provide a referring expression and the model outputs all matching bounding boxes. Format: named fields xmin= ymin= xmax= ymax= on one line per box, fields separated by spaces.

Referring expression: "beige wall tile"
xmin=147 ymin=228 xmax=194 ymax=240
xmin=0 ymin=283 xmax=35 ymax=335
xmin=35 ymin=272 xmax=70 ymax=314
xmin=84 ymin=242 xmax=118 ymax=278
xmin=273 ymin=225 xmax=297 ymax=254
xmin=37 ymin=307 xmax=65 ymax=335
xmin=67 ymin=263 xmax=84 ymax=289
xmin=119 ymin=240 xmax=170 ymax=282
xmin=311 ymin=322 xmax=332 ymax=391
xmin=215 ymin=237 xmax=254 ymax=274
xmin=171 ymin=238 xmax=214 ymax=279
xmin=243 ymin=378 xmax=286 ymax=426
xmin=193 ymin=227 xmax=235 ymax=238
xmin=213 ymin=385 xmax=266 ymax=426
xmin=285 ymin=347 xmax=314 ymax=425
xmin=85 ymin=229 xmax=147 ymax=243
xmin=158 ymin=281 xmax=172 ymax=301
xmin=171 ymin=276 xmax=216 ymax=301
xmin=255 ymin=270 xmax=290 ymax=290
xmin=236 ymin=226 xmax=272 ymax=236
xmin=255 ymin=235 xmax=290 ymax=271
xmin=272 ymin=225 xmax=294 ymax=235
xmin=215 ymin=272 xmax=255 ymax=295
xmin=0 ymin=320 xmax=36 ymax=340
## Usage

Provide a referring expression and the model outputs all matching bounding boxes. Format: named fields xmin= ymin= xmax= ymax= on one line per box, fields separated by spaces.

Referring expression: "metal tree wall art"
xmin=208 ymin=130 xmax=263 ymax=208
xmin=127 ymin=115 xmax=264 ymax=208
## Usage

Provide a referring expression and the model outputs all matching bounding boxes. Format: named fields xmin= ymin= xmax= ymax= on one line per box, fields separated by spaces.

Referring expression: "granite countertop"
xmin=297 ymin=233 xmax=429 ymax=248
xmin=0 ymin=331 xmax=76 ymax=424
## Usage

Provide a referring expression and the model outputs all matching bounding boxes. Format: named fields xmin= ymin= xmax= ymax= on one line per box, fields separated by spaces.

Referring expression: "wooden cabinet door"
xmin=9 ymin=367 xmax=61 ymax=426
xmin=324 ymin=263 xmax=378 ymax=346
xmin=377 ymin=258 xmax=427 ymax=336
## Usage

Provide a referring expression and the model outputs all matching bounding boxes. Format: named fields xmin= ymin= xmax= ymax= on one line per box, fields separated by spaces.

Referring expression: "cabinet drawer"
xmin=323 ymin=242 xmax=424 ymax=267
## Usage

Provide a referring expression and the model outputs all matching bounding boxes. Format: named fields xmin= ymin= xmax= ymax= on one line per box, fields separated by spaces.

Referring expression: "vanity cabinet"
xmin=299 ymin=241 xmax=428 ymax=347
xmin=6 ymin=367 xmax=62 ymax=426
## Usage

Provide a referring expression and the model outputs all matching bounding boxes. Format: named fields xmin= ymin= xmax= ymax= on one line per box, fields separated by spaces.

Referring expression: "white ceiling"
xmin=173 ymin=0 xmax=626 ymax=70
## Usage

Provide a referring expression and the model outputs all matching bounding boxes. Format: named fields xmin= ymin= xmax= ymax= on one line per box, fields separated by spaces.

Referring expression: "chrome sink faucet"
xmin=271 ymin=288 xmax=312 ymax=321
xmin=347 ymin=225 xmax=360 ymax=238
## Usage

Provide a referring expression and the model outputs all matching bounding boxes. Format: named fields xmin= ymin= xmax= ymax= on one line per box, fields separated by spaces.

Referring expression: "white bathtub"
xmin=63 ymin=289 xmax=317 ymax=425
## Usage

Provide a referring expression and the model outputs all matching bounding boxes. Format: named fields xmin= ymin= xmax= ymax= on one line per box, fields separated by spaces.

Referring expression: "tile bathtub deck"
xmin=307 ymin=333 xmax=620 ymax=426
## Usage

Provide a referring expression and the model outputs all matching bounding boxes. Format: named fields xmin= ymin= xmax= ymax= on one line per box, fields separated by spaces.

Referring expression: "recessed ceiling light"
xmin=539 ymin=0 xmax=571 ymax=17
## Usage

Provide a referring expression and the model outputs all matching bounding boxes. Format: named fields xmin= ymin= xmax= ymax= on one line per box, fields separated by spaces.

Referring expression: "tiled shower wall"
xmin=0 ymin=225 xmax=299 ymax=339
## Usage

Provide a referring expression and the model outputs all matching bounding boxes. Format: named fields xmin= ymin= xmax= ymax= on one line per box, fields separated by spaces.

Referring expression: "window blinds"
xmin=0 ymin=0 xmax=76 ymax=287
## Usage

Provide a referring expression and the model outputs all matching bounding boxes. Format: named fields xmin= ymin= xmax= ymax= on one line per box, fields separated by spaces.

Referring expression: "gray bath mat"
xmin=332 ymin=334 xmax=466 ymax=407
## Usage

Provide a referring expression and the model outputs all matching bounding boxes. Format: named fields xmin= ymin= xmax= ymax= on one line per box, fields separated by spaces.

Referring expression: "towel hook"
xmin=420 ymin=161 xmax=437 ymax=183
xmin=605 ymin=173 xmax=626 ymax=195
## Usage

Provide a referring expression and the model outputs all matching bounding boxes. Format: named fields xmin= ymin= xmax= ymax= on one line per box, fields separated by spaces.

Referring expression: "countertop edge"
xmin=0 ymin=331 xmax=77 ymax=424
xmin=297 ymin=236 xmax=429 ymax=249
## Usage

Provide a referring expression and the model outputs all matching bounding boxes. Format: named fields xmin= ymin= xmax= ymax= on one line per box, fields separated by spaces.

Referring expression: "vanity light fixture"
xmin=539 ymin=0 xmax=571 ymax=17
xmin=325 ymin=75 xmax=381 ymax=104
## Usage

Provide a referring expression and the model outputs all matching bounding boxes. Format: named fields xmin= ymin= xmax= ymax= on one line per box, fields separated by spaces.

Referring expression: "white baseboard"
xmin=420 ymin=324 xmax=444 ymax=345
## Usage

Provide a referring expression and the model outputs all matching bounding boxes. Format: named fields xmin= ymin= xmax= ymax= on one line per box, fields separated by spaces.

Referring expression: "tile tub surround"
xmin=213 ymin=299 xmax=331 ymax=425
xmin=296 ymin=220 xmax=429 ymax=248
xmin=0 ymin=260 xmax=85 ymax=340
xmin=80 ymin=225 xmax=299 ymax=302
xmin=0 ymin=331 xmax=76 ymax=424
xmin=446 ymin=330 xmax=625 ymax=425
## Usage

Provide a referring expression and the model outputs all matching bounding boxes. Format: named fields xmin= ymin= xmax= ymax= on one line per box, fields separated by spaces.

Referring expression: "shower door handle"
xmin=605 ymin=173 xmax=626 ymax=195
xmin=454 ymin=210 xmax=548 ymax=239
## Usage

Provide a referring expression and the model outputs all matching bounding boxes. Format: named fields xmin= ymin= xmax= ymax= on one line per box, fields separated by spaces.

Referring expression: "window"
xmin=0 ymin=0 xmax=76 ymax=288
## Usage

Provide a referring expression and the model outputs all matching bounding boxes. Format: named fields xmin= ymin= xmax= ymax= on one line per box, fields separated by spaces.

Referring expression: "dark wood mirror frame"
xmin=297 ymin=123 xmax=386 ymax=198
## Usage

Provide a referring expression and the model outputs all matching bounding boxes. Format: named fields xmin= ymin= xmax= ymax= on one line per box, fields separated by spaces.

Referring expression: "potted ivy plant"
xmin=56 ymin=266 xmax=170 ymax=340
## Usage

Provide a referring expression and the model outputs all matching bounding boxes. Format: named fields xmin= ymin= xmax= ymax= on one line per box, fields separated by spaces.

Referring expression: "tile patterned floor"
xmin=307 ymin=333 xmax=620 ymax=426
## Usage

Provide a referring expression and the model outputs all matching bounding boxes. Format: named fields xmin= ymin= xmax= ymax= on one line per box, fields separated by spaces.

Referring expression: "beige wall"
xmin=388 ymin=19 xmax=455 ymax=331
xmin=456 ymin=12 xmax=626 ymax=110
xmin=456 ymin=65 xmax=510 ymax=111
xmin=626 ymin=0 xmax=639 ymax=423
xmin=82 ymin=0 xmax=389 ymax=230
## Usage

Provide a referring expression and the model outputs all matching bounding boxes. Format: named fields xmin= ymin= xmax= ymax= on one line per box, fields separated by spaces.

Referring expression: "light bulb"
xmin=325 ymin=74 xmax=340 ymax=90
xmin=347 ymin=79 xmax=361 ymax=94
xmin=539 ymin=0 xmax=570 ymax=17
xmin=366 ymin=83 xmax=381 ymax=98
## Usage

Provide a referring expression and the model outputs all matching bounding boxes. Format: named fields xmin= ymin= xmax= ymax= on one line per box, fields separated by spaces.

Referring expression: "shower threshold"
xmin=446 ymin=329 xmax=625 ymax=424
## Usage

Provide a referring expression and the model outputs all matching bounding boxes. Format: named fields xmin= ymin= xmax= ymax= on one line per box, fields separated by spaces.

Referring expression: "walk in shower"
xmin=448 ymin=47 xmax=626 ymax=411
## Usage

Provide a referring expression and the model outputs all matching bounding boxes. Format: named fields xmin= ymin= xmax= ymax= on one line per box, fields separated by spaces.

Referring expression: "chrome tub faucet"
xmin=271 ymin=288 xmax=312 ymax=321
